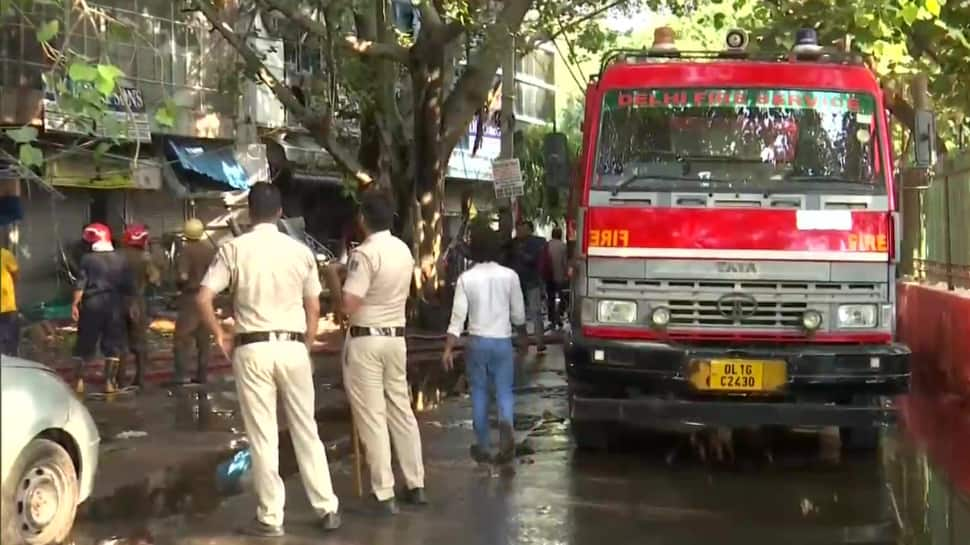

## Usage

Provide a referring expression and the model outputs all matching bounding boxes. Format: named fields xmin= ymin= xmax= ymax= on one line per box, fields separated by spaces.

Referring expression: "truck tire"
xmin=1 ymin=439 xmax=80 ymax=545
xmin=571 ymin=420 xmax=612 ymax=451
xmin=839 ymin=426 xmax=880 ymax=451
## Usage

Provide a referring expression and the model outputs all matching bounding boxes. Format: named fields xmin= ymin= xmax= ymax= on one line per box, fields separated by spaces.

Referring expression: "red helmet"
xmin=123 ymin=224 xmax=150 ymax=248
xmin=82 ymin=223 xmax=112 ymax=244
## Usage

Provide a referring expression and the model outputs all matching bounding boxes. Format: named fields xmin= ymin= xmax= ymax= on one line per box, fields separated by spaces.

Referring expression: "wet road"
xmin=71 ymin=346 xmax=963 ymax=545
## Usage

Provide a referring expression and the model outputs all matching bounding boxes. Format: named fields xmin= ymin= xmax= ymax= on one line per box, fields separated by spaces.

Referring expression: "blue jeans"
xmin=465 ymin=336 xmax=515 ymax=449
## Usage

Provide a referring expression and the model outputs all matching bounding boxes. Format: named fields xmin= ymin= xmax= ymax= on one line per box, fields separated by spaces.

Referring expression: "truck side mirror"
xmin=913 ymin=109 xmax=936 ymax=169
xmin=543 ymin=132 xmax=570 ymax=188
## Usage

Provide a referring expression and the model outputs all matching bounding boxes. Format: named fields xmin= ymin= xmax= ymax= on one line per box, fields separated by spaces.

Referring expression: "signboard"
xmin=492 ymin=158 xmax=524 ymax=199
xmin=47 ymin=158 xmax=161 ymax=190
xmin=606 ymin=89 xmax=875 ymax=115
xmin=43 ymin=82 xmax=151 ymax=142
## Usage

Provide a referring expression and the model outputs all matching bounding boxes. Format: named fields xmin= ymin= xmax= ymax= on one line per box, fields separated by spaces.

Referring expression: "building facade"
xmin=2 ymin=1 xmax=554 ymax=306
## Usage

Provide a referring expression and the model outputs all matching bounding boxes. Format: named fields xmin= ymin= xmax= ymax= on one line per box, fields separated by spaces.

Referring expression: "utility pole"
xmin=500 ymin=38 xmax=517 ymax=236
xmin=900 ymin=74 xmax=931 ymax=279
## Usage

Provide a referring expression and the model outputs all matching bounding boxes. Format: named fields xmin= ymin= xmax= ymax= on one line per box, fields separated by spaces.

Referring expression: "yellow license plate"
xmin=709 ymin=360 xmax=763 ymax=391
xmin=688 ymin=359 xmax=787 ymax=392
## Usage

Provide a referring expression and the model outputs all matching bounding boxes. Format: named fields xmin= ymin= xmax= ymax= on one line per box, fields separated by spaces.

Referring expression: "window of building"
xmin=516 ymin=84 xmax=555 ymax=124
xmin=1 ymin=1 xmax=234 ymax=117
xmin=515 ymin=50 xmax=555 ymax=85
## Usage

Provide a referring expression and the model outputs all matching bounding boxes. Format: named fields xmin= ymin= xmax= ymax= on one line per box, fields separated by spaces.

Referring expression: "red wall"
xmin=897 ymin=282 xmax=970 ymax=397
xmin=897 ymin=282 xmax=970 ymax=495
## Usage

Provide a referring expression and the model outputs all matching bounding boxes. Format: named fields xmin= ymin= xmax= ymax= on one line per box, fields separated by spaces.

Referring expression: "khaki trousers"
xmin=344 ymin=335 xmax=425 ymax=500
xmin=233 ymin=341 xmax=339 ymax=526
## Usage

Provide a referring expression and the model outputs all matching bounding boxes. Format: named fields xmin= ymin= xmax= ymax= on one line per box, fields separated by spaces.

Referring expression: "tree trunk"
xmin=411 ymin=53 xmax=447 ymax=304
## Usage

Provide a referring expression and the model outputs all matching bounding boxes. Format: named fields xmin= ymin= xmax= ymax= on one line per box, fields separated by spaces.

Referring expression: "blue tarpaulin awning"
xmin=0 ymin=196 xmax=23 ymax=226
xmin=167 ymin=140 xmax=250 ymax=191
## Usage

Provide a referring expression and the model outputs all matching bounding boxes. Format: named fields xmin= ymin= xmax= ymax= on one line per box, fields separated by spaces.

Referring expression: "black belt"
xmin=236 ymin=331 xmax=305 ymax=346
xmin=349 ymin=326 xmax=405 ymax=338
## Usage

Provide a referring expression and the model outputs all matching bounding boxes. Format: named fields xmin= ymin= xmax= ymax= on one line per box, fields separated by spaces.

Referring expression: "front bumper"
xmin=566 ymin=330 xmax=910 ymax=428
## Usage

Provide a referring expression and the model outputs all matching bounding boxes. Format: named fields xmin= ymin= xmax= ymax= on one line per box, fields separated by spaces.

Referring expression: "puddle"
xmin=79 ymin=403 xmax=353 ymax=523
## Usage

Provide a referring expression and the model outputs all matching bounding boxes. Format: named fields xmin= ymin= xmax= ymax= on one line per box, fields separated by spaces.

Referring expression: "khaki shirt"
xmin=344 ymin=230 xmax=413 ymax=328
xmin=178 ymin=240 xmax=217 ymax=294
xmin=201 ymin=223 xmax=321 ymax=334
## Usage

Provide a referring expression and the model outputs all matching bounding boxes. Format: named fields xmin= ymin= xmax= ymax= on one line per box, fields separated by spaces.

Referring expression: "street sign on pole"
xmin=492 ymin=158 xmax=524 ymax=199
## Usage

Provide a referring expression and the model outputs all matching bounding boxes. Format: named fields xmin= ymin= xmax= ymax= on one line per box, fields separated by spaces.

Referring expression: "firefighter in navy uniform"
xmin=70 ymin=223 xmax=135 ymax=394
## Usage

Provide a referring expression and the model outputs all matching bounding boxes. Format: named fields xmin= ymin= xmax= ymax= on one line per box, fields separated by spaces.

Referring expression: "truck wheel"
xmin=1 ymin=439 xmax=80 ymax=545
xmin=839 ymin=427 xmax=880 ymax=451
xmin=571 ymin=420 xmax=612 ymax=451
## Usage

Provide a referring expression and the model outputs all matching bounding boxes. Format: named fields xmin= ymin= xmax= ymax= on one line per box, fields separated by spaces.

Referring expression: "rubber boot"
xmin=172 ymin=344 xmax=189 ymax=385
xmin=195 ymin=332 xmax=211 ymax=384
xmin=104 ymin=358 xmax=119 ymax=394
xmin=131 ymin=349 xmax=147 ymax=389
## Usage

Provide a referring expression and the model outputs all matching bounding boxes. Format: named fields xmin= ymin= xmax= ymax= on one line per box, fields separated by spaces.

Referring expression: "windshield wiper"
xmin=785 ymin=174 xmax=872 ymax=185
xmin=610 ymin=172 xmax=734 ymax=195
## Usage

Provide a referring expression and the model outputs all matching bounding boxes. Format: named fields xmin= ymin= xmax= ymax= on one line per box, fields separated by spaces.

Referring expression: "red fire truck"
xmin=554 ymin=28 xmax=929 ymax=449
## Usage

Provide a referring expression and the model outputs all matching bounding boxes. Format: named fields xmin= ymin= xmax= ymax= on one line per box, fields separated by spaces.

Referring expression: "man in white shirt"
xmin=442 ymin=220 xmax=527 ymax=465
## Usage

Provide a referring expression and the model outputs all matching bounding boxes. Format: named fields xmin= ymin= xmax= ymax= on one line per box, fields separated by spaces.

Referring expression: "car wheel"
xmin=1 ymin=438 xmax=79 ymax=545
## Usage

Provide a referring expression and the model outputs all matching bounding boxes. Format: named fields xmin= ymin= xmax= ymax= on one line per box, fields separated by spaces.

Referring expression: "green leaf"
xmin=900 ymin=4 xmax=919 ymax=25
xmin=93 ymin=141 xmax=113 ymax=162
xmin=36 ymin=20 xmax=59 ymax=43
xmin=68 ymin=62 xmax=99 ymax=82
xmin=18 ymin=144 xmax=44 ymax=169
xmin=924 ymin=0 xmax=941 ymax=17
xmin=4 ymin=126 xmax=38 ymax=144
xmin=97 ymin=64 xmax=124 ymax=83
xmin=95 ymin=76 xmax=116 ymax=96
xmin=154 ymin=106 xmax=175 ymax=128
xmin=94 ymin=65 xmax=123 ymax=96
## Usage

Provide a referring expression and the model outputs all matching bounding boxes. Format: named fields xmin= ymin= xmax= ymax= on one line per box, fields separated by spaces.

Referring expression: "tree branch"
xmin=190 ymin=0 xmax=374 ymax=185
xmin=441 ymin=0 xmax=534 ymax=153
xmin=521 ymin=0 xmax=628 ymax=52
xmin=344 ymin=36 xmax=410 ymax=63
xmin=413 ymin=0 xmax=443 ymax=30
xmin=259 ymin=0 xmax=409 ymax=63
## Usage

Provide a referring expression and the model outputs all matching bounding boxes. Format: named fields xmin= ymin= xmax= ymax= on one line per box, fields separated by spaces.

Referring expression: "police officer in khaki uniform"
xmin=325 ymin=191 xmax=426 ymax=515
xmin=196 ymin=183 xmax=340 ymax=537
xmin=173 ymin=218 xmax=216 ymax=385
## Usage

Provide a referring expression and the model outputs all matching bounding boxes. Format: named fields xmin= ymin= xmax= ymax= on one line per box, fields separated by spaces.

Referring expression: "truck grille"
xmin=668 ymin=298 xmax=808 ymax=328
xmin=590 ymin=278 xmax=886 ymax=331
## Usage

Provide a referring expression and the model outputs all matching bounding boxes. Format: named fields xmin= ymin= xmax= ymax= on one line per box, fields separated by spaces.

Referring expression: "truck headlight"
xmin=837 ymin=304 xmax=877 ymax=328
xmin=597 ymin=300 xmax=637 ymax=324
xmin=801 ymin=310 xmax=823 ymax=331
xmin=650 ymin=307 xmax=671 ymax=328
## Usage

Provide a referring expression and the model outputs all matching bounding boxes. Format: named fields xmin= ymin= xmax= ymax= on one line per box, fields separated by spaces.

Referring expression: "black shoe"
xmin=320 ymin=511 xmax=341 ymax=531
xmin=400 ymin=487 xmax=428 ymax=506
xmin=470 ymin=444 xmax=492 ymax=464
xmin=495 ymin=421 xmax=516 ymax=465
xmin=238 ymin=518 xmax=284 ymax=538
xmin=370 ymin=496 xmax=399 ymax=517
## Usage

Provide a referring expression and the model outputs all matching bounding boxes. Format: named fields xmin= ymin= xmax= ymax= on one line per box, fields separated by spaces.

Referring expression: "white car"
xmin=1 ymin=355 xmax=100 ymax=545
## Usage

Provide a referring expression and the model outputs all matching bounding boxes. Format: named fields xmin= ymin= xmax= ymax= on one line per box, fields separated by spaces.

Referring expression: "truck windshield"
xmin=595 ymin=88 xmax=882 ymax=191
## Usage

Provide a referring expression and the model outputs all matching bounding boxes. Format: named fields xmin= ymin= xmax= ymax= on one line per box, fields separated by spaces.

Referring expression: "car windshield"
xmin=594 ymin=88 xmax=883 ymax=190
